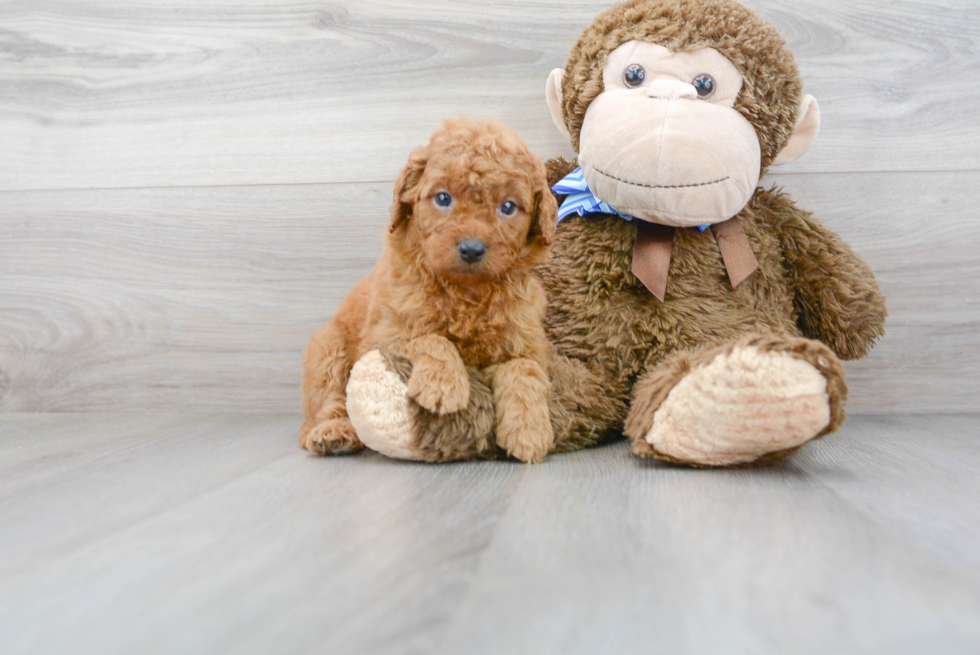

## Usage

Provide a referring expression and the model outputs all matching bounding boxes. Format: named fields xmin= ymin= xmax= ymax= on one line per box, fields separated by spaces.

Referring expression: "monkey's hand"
xmin=768 ymin=190 xmax=887 ymax=360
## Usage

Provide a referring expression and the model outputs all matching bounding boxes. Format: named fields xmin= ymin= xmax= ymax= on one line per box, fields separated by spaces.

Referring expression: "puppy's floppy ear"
xmin=390 ymin=145 xmax=429 ymax=234
xmin=526 ymin=161 xmax=558 ymax=248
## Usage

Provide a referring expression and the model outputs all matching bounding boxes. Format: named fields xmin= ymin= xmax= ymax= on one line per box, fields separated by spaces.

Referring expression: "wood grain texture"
xmin=0 ymin=183 xmax=388 ymax=411
xmin=1 ymin=413 xmax=978 ymax=654
xmin=770 ymin=170 xmax=980 ymax=414
xmin=1 ymin=170 xmax=977 ymax=413
xmin=1 ymin=0 xmax=978 ymax=191
xmin=0 ymin=0 xmax=977 ymax=413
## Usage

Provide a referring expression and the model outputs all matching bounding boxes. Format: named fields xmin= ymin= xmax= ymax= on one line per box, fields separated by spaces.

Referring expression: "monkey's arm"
xmin=765 ymin=189 xmax=887 ymax=360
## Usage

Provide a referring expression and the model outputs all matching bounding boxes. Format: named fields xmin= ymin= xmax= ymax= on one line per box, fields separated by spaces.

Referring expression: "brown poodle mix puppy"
xmin=300 ymin=118 xmax=558 ymax=463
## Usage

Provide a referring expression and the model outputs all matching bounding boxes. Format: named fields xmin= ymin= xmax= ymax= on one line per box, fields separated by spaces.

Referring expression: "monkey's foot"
xmin=346 ymin=350 xmax=426 ymax=461
xmin=346 ymin=349 xmax=499 ymax=463
xmin=624 ymin=334 xmax=847 ymax=467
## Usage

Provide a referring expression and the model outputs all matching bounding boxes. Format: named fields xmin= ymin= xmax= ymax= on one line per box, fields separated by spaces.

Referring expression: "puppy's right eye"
xmin=498 ymin=200 xmax=518 ymax=218
xmin=433 ymin=192 xmax=453 ymax=209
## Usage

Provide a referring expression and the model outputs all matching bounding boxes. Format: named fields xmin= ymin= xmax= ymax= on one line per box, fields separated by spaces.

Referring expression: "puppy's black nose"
xmin=457 ymin=239 xmax=487 ymax=264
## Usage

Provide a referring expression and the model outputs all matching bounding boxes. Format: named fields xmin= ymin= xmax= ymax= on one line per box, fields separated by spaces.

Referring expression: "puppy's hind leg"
xmin=490 ymin=358 xmax=554 ymax=463
xmin=300 ymin=323 xmax=363 ymax=456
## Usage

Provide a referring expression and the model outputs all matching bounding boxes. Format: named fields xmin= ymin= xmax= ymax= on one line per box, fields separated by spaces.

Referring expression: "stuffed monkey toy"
xmin=343 ymin=0 xmax=887 ymax=466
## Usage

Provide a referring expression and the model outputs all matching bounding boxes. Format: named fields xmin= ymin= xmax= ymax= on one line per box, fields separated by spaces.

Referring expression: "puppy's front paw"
xmin=407 ymin=361 xmax=470 ymax=415
xmin=497 ymin=406 xmax=554 ymax=464
xmin=300 ymin=417 xmax=363 ymax=456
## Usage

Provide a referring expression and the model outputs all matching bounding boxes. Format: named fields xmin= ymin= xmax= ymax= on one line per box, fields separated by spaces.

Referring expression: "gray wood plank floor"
xmin=2 ymin=413 xmax=978 ymax=654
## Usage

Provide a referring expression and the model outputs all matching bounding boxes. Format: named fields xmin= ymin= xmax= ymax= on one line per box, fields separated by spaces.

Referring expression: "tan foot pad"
xmin=346 ymin=350 xmax=424 ymax=461
xmin=647 ymin=345 xmax=831 ymax=466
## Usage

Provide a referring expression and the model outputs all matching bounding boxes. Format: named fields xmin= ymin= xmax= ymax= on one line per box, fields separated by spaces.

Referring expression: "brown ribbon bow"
xmin=631 ymin=217 xmax=759 ymax=301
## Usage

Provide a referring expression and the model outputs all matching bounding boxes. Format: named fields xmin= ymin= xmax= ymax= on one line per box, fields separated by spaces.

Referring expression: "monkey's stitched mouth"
xmin=592 ymin=166 xmax=730 ymax=190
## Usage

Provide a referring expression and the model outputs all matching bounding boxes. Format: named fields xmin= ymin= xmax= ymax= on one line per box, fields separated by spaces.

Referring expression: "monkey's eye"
xmin=624 ymin=64 xmax=646 ymax=88
xmin=498 ymin=200 xmax=518 ymax=218
xmin=433 ymin=192 xmax=453 ymax=209
xmin=692 ymin=74 xmax=715 ymax=99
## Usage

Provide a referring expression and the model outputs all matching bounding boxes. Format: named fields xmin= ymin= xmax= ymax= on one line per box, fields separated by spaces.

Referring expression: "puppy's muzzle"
xmin=457 ymin=239 xmax=487 ymax=264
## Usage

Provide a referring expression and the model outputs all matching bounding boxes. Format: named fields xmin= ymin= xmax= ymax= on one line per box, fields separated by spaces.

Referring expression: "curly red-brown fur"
xmin=300 ymin=118 xmax=558 ymax=461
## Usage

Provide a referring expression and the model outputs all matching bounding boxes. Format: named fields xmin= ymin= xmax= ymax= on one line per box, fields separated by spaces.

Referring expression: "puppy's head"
xmin=388 ymin=118 xmax=557 ymax=284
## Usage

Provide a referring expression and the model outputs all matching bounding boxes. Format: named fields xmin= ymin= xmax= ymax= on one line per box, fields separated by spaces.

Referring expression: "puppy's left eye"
xmin=498 ymin=200 xmax=518 ymax=218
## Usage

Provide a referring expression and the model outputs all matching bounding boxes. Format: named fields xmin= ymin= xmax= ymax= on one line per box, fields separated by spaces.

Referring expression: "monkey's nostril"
xmin=457 ymin=239 xmax=487 ymax=264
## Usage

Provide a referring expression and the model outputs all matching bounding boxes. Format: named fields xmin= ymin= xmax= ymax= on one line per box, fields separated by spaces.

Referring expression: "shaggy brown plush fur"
xmin=365 ymin=0 xmax=887 ymax=467
xmin=537 ymin=156 xmax=882 ymax=460
xmin=377 ymin=347 xmax=501 ymax=462
xmin=560 ymin=0 xmax=802 ymax=169
xmin=300 ymin=118 xmax=558 ymax=462
xmin=381 ymin=154 xmax=884 ymax=464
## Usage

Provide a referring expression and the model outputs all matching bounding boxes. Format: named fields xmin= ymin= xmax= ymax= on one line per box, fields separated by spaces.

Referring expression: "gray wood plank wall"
xmin=1 ymin=0 xmax=977 ymax=414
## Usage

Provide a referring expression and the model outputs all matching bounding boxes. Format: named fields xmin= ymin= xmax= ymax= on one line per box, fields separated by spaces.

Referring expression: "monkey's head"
xmin=546 ymin=0 xmax=820 ymax=227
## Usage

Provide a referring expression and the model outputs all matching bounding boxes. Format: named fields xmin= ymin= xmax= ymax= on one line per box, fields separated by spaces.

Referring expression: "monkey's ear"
xmin=389 ymin=146 xmax=428 ymax=234
xmin=546 ymin=68 xmax=570 ymax=137
xmin=772 ymin=95 xmax=820 ymax=166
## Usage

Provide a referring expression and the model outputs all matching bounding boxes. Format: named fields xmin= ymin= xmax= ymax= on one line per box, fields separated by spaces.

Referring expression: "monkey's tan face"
xmin=576 ymin=42 xmax=762 ymax=227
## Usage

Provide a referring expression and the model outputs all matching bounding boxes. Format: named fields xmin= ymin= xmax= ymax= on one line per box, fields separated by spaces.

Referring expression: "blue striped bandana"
xmin=552 ymin=167 xmax=709 ymax=232
xmin=552 ymin=167 xmax=634 ymax=221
